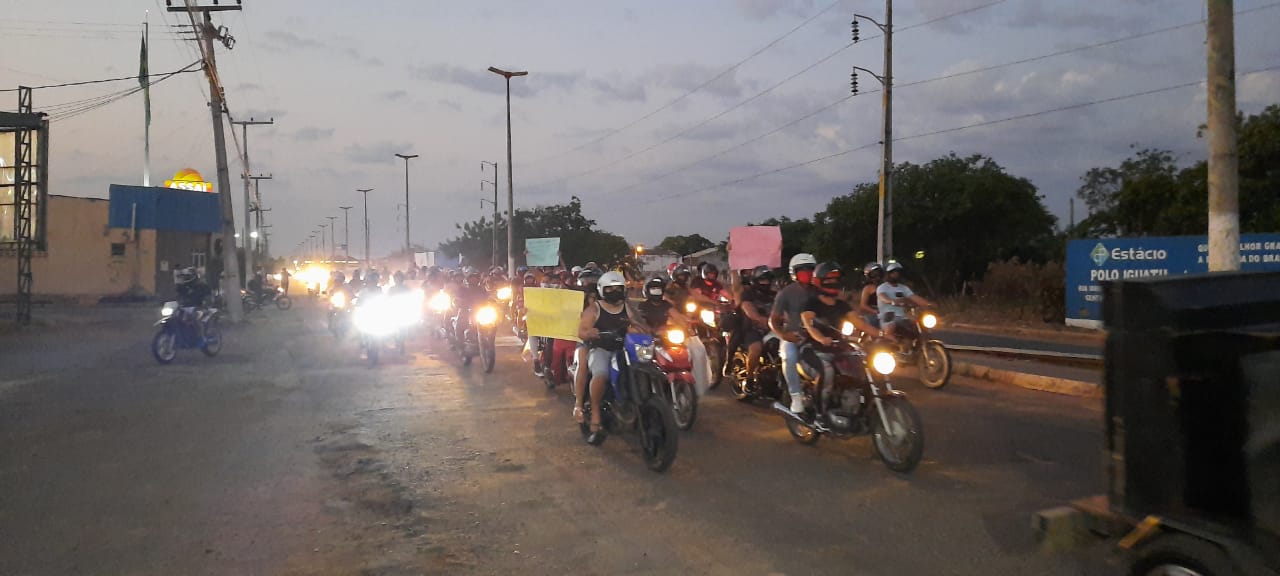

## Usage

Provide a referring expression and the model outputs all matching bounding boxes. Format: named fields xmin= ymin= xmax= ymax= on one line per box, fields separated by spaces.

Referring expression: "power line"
xmin=0 ymin=64 xmax=203 ymax=92
xmin=533 ymin=0 xmax=845 ymax=165
xmin=47 ymin=62 xmax=201 ymax=123
xmin=526 ymin=0 xmax=1012 ymax=191
xmin=634 ymin=65 xmax=1280 ymax=206
xmin=590 ymin=2 xmax=1279 ymax=203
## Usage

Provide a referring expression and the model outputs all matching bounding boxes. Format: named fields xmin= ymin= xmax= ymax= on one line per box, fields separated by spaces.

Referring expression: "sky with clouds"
xmin=4 ymin=0 xmax=1279 ymax=260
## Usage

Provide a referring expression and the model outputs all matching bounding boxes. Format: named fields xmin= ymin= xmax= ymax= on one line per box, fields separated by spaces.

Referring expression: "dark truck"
xmin=1036 ymin=271 xmax=1280 ymax=576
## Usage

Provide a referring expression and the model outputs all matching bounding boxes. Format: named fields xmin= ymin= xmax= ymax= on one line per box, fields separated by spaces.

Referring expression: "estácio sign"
xmin=1065 ymin=234 xmax=1280 ymax=328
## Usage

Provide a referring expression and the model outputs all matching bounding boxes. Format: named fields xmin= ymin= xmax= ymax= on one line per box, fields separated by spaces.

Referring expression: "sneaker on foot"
xmin=789 ymin=396 xmax=805 ymax=414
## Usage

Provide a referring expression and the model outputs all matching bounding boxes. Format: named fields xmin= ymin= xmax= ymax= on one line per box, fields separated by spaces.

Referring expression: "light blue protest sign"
xmin=525 ymin=237 xmax=560 ymax=267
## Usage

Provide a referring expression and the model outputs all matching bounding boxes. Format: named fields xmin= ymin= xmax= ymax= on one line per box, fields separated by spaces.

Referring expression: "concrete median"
xmin=953 ymin=359 xmax=1102 ymax=398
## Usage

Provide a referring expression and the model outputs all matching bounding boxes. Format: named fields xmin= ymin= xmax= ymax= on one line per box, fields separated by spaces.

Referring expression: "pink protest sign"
xmin=728 ymin=226 xmax=782 ymax=270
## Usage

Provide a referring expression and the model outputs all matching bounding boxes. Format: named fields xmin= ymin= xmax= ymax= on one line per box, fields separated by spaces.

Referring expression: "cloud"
xmin=293 ymin=127 xmax=335 ymax=142
xmin=343 ymin=141 xmax=412 ymax=165
xmin=591 ymin=77 xmax=647 ymax=103
xmin=1002 ymin=0 xmax=1156 ymax=35
xmin=408 ymin=63 xmax=582 ymax=96
xmin=234 ymin=82 xmax=264 ymax=92
xmin=438 ymin=99 xmax=462 ymax=112
xmin=264 ymin=30 xmax=325 ymax=51
xmin=381 ymin=89 xmax=408 ymax=101
xmin=735 ymin=0 xmax=814 ymax=20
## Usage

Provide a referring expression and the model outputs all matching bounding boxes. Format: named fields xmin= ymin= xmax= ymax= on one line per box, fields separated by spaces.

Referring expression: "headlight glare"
xmin=872 ymin=351 xmax=897 ymax=375
xmin=841 ymin=321 xmax=855 ymax=336
xmin=921 ymin=313 xmax=938 ymax=329
xmin=476 ymin=306 xmax=499 ymax=326
xmin=496 ymin=286 xmax=513 ymax=301
xmin=699 ymin=309 xmax=716 ymax=327
xmin=666 ymin=329 xmax=686 ymax=345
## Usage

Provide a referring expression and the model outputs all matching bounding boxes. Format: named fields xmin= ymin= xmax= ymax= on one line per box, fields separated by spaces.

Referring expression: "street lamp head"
xmin=395 ymin=153 xmax=419 ymax=160
xmin=488 ymin=66 xmax=528 ymax=78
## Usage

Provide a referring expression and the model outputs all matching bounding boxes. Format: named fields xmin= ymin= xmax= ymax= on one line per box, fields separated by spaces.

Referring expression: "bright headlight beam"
xmin=872 ymin=352 xmax=897 ymax=375
xmin=666 ymin=329 xmax=686 ymax=345
xmin=921 ymin=313 xmax=938 ymax=329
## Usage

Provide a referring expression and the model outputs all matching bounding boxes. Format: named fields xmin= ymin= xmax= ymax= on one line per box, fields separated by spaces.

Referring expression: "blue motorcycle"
xmin=579 ymin=331 xmax=679 ymax=473
xmin=152 ymin=301 xmax=222 ymax=364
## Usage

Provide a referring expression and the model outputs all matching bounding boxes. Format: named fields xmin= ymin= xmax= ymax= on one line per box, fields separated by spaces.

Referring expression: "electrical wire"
xmin=526 ymin=0 xmax=1013 ymax=191
xmin=47 ymin=62 xmax=201 ymax=123
xmin=0 ymin=65 xmax=203 ymax=92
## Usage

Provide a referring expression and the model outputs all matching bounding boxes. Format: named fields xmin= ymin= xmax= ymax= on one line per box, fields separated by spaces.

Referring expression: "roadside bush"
xmin=958 ymin=258 xmax=1065 ymax=324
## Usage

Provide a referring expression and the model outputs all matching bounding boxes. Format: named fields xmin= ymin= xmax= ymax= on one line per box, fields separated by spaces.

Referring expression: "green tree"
xmin=808 ymin=154 xmax=1057 ymax=294
xmin=656 ymin=234 xmax=715 ymax=256
xmin=749 ymin=216 xmax=815 ymax=266
xmin=438 ymin=196 xmax=630 ymax=269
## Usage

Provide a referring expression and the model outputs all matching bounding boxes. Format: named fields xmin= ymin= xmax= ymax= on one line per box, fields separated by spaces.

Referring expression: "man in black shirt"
xmin=738 ymin=265 xmax=776 ymax=381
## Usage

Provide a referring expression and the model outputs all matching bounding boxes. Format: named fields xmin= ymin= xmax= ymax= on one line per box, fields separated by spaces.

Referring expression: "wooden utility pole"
xmin=1206 ymin=0 xmax=1240 ymax=272
xmin=169 ymin=0 xmax=246 ymax=321
xmin=851 ymin=2 xmax=893 ymax=265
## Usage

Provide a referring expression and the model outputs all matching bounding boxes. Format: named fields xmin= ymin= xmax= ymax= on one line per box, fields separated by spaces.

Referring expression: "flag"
xmin=139 ymin=31 xmax=151 ymax=124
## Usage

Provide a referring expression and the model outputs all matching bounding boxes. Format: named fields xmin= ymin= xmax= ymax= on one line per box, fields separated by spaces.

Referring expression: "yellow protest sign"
xmin=524 ymin=287 xmax=584 ymax=342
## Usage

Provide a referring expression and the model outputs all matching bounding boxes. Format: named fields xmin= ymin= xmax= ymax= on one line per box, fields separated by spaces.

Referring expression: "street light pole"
xmin=489 ymin=66 xmax=528 ymax=275
xmin=357 ymin=188 xmax=373 ymax=270
xmin=481 ymin=160 xmax=499 ymax=268
xmin=326 ymin=216 xmax=337 ymax=261
xmin=394 ymin=153 xmax=418 ymax=270
xmin=339 ymin=206 xmax=353 ymax=260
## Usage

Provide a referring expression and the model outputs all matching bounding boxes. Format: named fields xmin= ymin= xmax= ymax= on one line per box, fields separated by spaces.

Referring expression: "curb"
xmin=954 ymin=361 xmax=1101 ymax=398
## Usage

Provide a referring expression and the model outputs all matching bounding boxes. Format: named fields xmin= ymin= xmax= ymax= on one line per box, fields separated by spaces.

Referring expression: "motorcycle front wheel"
xmin=275 ymin=295 xmax=292 ymax=310
xmin=481 ymin=330 xmax=496 ymax=373
xmin=152 ymin=330 xmax=177 ymax=364
xmin=705 ymin=340 xmax=724 ymax=390
xmin=872 ymin=396 xmax=924 ymax=473
xmin=918 ymin=340 xmax=951 ymax=389
xmin=638 ymin=396 xmax=679 ymax=472
xmin=200 ymin=318 xmax=222 ymax=357
xmin=670 ymin=380 xmax=698 ymax=431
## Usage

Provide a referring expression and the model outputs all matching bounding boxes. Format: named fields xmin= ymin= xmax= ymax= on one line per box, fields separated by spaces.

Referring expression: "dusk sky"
xmin=4 ymin=0 xmax=1279 ymax=260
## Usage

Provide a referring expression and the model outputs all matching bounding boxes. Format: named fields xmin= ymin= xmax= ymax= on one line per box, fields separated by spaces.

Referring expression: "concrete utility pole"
xmin=247 ymin=173 xmax=271 ymax=255
xmin=852 ymin=2 xmax=893 ymax=265
xmin=481 ymin=160 xmax=499 ymax=268
xmin=489 ymin=66 xmax=528 ymax=275
xmin=395 ymin=153 xmax=418 ymax=270
xmin=231 ymin=117 xmax=273 ymax=278
xmin=339 ymin=205 xmax=353 ymax=259
xmin=326 ymin=216 xmax=337 ymax=261
xmin=358 ymin=188 xmax=373 ymax=270
xmin=1207 ymin=0 xmax=1240 ymax=272
xmin=170 ymin=0 xmax=245 ymax=322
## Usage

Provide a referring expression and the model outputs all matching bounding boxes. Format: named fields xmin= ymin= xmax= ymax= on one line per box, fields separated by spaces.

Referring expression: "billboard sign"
xmin=164 ymin=168 xmax=213 ymax=192
xmin=1066 ymin=234 xmax=1280 ymax=328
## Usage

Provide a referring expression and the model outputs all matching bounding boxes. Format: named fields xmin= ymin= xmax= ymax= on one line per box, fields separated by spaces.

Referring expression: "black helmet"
xmin=701 ymin=263 xmax=719 ymax=280
xmin=751 ymin=265 xmax=774 ymax=285
xmin=644 ymin=277 xmax=666 ymax=301
xmin=366 ymin=271 xmax=381 ymax=287
xmin=669 ymin=264 xmax=691 ymax=284
xmin=812 ymin=262 xmax=844 ymax=296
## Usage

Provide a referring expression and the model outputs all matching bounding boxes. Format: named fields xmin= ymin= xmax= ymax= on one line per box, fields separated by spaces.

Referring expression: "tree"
xmin=807 ymin=154 xmax=1057 ymax=294
xmin=749 ymin=216 xmax=815 ymax=266
xmin=656 ymin=234 xmax=715 ymax=256
xmin=438 ymin=196 xmax=630 ymax=269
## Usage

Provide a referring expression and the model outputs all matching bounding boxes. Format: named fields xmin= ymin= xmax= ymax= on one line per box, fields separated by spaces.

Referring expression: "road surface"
xmin=0 ymin=302 xmax=1117 ymax=575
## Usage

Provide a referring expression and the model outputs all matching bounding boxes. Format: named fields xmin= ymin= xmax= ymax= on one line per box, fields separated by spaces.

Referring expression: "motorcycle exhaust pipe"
xmin=772 ymin=401 xmax=808 ymax=424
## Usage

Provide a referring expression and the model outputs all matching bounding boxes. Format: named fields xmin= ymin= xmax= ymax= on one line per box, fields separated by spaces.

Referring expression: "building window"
xmin=111 ymin=243 xmax=126 ymax=257
xmin=0 ymin=130 xmax=43 ymax=247
xmin=192 ymin=251 xmax=206 ymax=269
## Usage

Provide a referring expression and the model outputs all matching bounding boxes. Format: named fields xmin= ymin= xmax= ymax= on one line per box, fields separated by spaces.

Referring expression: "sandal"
xmin=573 ymin=406 xmax=585 ymax=424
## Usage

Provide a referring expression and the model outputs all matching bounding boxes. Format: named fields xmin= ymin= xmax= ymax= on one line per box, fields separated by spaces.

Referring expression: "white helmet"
xmin=789 ymin=253 xmax=817 ymax=276
xmin=571 ymin=265 xmax=583 ymax=275
xmin=885 ymin=261 xmax=904 ymax=274
xmin=596 ymin=270 xmax=626 ymax=297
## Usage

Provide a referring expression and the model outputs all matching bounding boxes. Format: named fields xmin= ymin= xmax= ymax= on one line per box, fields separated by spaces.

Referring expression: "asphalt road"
xmin=0 ymin=302 xmax=1118 ymax=575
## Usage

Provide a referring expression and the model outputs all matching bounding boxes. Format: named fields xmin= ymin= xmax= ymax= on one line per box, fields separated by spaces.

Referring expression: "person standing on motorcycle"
xmin=859 ymin=262 xmax=884 ymax=328
xmin=769 ymin=253 xmax=818 ymax=414
xmin=738 ymin=265 xmax=777 ymax=382
xmin=877 ymin=262 xmax=934 ymax=338
xmin=574 ymin=271 xmax=643 ymax=442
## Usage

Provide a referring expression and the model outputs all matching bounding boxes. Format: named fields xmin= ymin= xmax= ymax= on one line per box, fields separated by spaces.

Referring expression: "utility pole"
xmin=339 ymin=205 xmax=353 ymax=259
xmin=326 ymin=215 xmax=338 ymax=261
xmin=1207 ymin=0 xmax=1240 ymax=272
xmin=395 ymin=153 xmax=418 ymax=270
xmin=246 ymin=173 xmax=271 ymax=255
xmin=358 ymin=188 xmax=373 ymax=270
xmin=318 ymin=225 xmax=327 ymax=261
xmin=851 ymin=1 xmax=892 ymax=264
xmin=481 ymin=160 xmax=499 ymax=268
xmin=231 ymin=117 xmax=273 ymax=278
xmin=170 ymin=0 xmax=245 ymax=322
xmin=489 ymin=66 xmax=528 ymax=274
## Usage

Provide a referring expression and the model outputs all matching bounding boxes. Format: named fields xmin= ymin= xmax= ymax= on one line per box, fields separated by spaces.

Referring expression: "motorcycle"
xmin=652 ymin=327 xmax=698 ymax=431
xmin=427 ymin=290 xmax=452 ymax=340
xmin=579 ymin=330 xmax=680 ymax=472
xmin=152 ymin=301 xmax=222 ymax=364
xmin=772 ymin=320 xmax=925 ymax=473
xmin=880 ymin=305 xmax=951 ymax=389
xmin=352 ymin=290 xmax=417 ymax=366
xmin=683 ymin=301 xmax=726 ymax=389
xmin=327 ymin=290 xmax=352 ymax=339
xmin=450 ymin=301 xmax=500 ymax=373
xmin=728 ymin=330 xmax=787 ymax=403
xmin=242 ymin=285 xmax=292 ymax=313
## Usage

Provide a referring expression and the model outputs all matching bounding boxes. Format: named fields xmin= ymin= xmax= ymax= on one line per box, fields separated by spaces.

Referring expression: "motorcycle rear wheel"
xmin=275 ymin=296 xmax=292 ymax=310
xmin=152 ymin=331 xmax=177 ymax=364
xmin=638 ymin=396 xmax=679 ymax=472
xmin=200 ymin=319 xmax=222 ymax=357
xmin=872 ymin=396 xmax=924 ymax=473
xmin=918 ymin=340 xmax=951 ymax=389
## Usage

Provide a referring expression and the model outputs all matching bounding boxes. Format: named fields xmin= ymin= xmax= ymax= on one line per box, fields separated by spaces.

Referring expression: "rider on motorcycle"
xmin=738 ymin=265 xmax=777 ymax=382
xmin=802 ymin=263 xmax=882 ymax=346
xmin=246 ymin=267 xmax=275 ymax=302
xmin=877 ymin=262 xmax=934 ymax=338
xmin=574 ymin=271 xmax=643 ymax=443
xmin=452 ymin=267 xmax=489 ymax=345
xmin=769 ymin=253 xmax=818 ymax=414
xmin=858 ymin=262 xmax=883 ymax=328
xmin=664 ymin=264 xmax=695 ymax=309
xmin=175 ymin=266 xmax=212 ymax=341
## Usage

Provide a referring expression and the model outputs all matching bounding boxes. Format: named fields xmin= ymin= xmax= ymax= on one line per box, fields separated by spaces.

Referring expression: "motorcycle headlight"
xmin=161 ymin=302 xmax=177 ymax=318
xmin=666 ymin=329 xmax=686 ymax=345
xmin=699 ymin=309 xmax=716 ymax=327
xmin=330 ymin=292 xmax=346 ymax=309
xmin=429 ymin=291 xmax=452 ymax=312
xmin=872 ymin=351 xmax=897 ymax=375
xmin=841 ymin=321 xmax=855 ymax=336
xmin=920 ymin=313 xmax=938 ymax=329
xmin=496 ymin=286 xmax=513 ymax=301
xmin=277 ymin=286 xmax=285 ymax=293
xmin=684 ymin=302 xmax=697 ymax=313
xmin=636 ymin=344 xmax=655 ymax=362
xmin=476 ymin=306 xmax=499 ymax=326
xmin=354 ymin=302 xmax=397 ymax=336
